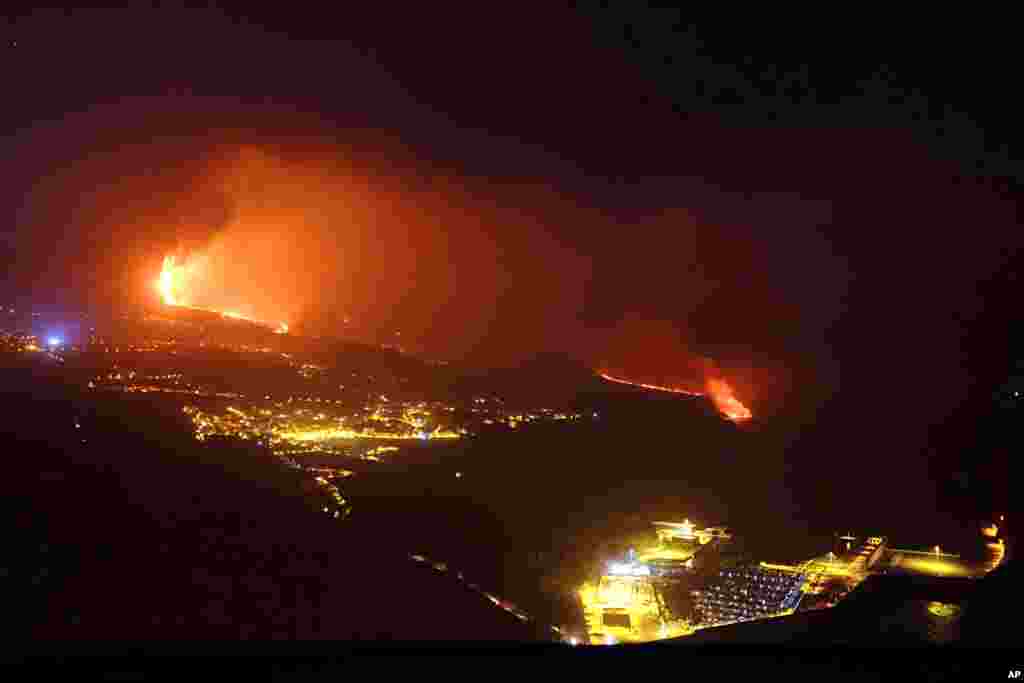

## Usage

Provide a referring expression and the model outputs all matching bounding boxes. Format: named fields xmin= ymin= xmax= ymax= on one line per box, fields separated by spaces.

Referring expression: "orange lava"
xmin=156 ymin=253 xmax=289 ymax=334
xmin=598 ymin=371 xmax=752 ymax=422
xmin=705 ymin=378 xmax=753 ymax=421
xmin=157 ymin=254 xmax=187 ymax=307
xmin=598 ymin=372 xmax=704 ymax=397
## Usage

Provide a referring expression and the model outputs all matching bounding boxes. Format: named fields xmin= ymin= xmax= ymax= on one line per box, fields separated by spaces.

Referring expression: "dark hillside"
xmin=0 ymin=358 xmax=546 ymax=641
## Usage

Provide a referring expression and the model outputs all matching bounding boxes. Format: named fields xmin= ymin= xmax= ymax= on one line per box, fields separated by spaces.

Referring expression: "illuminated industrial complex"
xmin=575 ymin=520 xmax=1006 ymax=646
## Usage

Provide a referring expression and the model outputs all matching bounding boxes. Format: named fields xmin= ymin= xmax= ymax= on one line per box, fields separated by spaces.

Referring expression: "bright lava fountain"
xmin=156 ymin=254 xmax=289 ymax=334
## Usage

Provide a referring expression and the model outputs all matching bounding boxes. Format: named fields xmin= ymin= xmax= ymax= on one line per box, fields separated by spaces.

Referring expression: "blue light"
xmin=48 ymin=336 xmax=61 ymax=347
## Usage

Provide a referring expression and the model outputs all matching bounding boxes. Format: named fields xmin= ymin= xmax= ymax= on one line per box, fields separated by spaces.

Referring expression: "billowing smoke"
xmin=129 ymin=141 xmax=592 ymax=360
xmin=14 ymin=107 xmax=789 ymax=417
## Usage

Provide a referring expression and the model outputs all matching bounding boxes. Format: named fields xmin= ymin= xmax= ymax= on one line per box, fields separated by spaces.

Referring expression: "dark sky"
xmin=2 ymin=7 xmax=1021 ymax=459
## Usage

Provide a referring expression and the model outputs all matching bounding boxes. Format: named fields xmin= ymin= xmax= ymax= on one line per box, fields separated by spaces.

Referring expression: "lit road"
xmin=885 ymin=538 xmax=1004 ymax=578
xmin=887 ymin=552 xmax=972 ymax=578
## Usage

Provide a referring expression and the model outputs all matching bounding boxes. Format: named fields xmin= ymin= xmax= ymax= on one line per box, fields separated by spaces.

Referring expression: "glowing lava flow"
xmin=157 ymin=255 xmax=186 ymax=307
xmin=598 ymin=371 xmax=752 ymax=422
xmin=156 ymin=254 xmax=290 ymax=334
xmin=598 ymin=372 xmax=704 ymax=397
xmin=705 ymin=378 xmax=753 ymax=422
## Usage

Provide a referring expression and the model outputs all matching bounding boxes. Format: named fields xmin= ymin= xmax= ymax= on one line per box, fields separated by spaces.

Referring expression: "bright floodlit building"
xmin=581 ymin=571 xmax=664 ymax=644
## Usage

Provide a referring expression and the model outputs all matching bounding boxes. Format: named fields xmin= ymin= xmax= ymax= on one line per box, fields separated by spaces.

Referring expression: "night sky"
xmin=2 ymin=8 xmax=1020 ymax=478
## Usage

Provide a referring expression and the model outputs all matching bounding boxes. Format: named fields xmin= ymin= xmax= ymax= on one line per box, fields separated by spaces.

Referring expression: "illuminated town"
xmin=86 ymin=365 xmax=586 ymax=449
xmin=184 ymin=402 xmax=464 ymax=451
